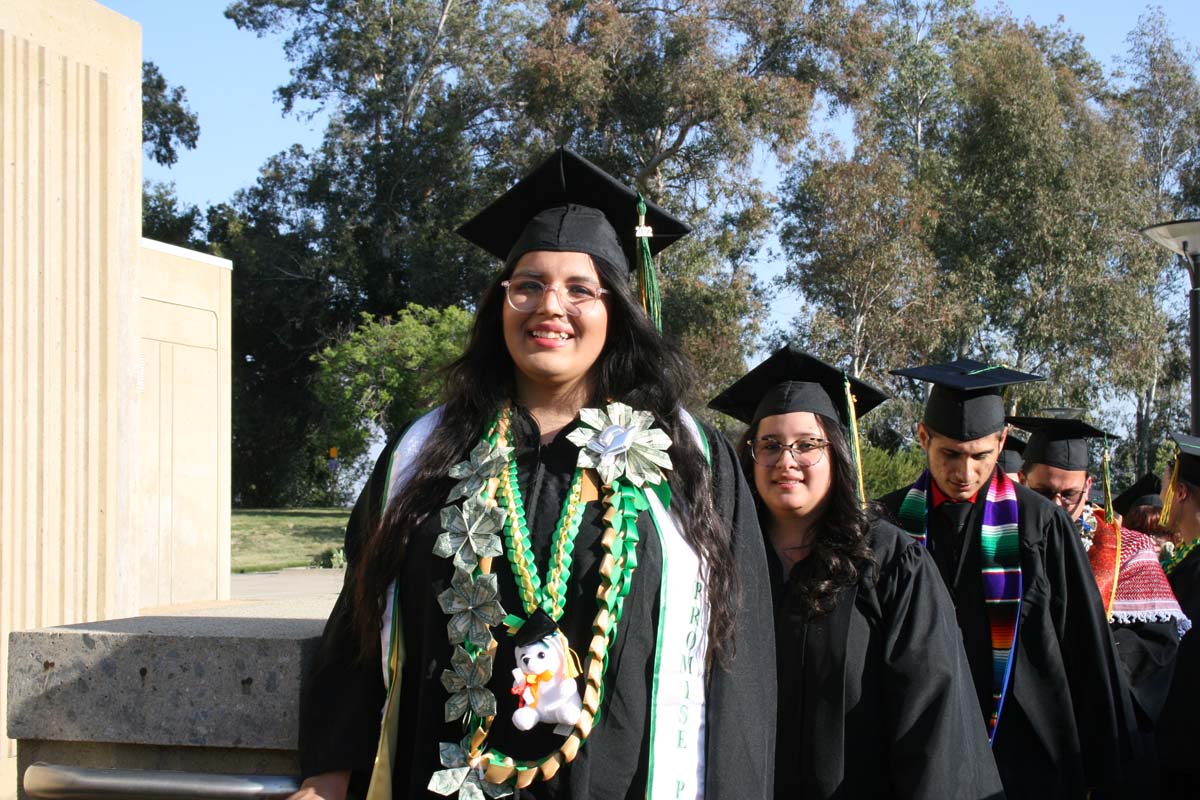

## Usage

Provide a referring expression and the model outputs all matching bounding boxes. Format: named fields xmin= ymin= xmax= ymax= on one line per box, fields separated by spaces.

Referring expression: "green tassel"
xmin=636 ymin=194 xmax=662 ymax=331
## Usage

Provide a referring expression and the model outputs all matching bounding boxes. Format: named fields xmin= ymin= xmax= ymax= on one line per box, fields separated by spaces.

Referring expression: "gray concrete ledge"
xmin=7 ymin=610 xmax=324 ymax=750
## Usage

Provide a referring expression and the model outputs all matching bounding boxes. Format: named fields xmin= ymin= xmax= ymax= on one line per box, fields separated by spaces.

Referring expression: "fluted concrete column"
xmin=0 ymin=0 xmax=142 ymax=783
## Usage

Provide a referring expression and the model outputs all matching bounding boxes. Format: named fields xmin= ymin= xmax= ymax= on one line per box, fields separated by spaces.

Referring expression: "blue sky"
xmin=108 ymin=0 xmax=1197 ymax=212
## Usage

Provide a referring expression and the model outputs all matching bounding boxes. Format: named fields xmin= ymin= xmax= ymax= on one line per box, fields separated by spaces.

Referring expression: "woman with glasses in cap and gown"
xmin=709 ymin=346 xmax=1002 ymax=800
xmin=292 ymin=149 xmax=775 ymax=800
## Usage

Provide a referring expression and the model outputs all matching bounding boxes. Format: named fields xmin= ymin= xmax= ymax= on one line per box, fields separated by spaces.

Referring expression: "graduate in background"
xmin=1115 ymin=473 xmax=1171 ymax=555
xmin=1011 ymin=416 xmax=1187 ymax=796
xmin=878 ymin=359 xmax=1135 ymax=798
xmin=294 ymin=149 xmax=775 ymax=800
xmin=1154 ymin=434 xmax=1200 ymax=796
xmin=997 ymin=433 xmax=1025 ymax=483
xmin=710 ymin=346 xmax=1002 ymax=800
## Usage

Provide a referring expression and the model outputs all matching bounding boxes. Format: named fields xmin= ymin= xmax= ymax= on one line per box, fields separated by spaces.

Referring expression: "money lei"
xmin=428 ymin=403 xmax=672 ymax=797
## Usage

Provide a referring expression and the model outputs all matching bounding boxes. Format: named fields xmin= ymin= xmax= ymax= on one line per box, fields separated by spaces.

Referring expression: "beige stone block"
xmin=1 ymin=0 xmax=144 ymax=763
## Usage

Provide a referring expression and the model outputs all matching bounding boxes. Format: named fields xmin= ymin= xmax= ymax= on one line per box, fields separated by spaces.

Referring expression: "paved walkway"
xmin=137 ymin=568 xmax=346 ymax=620
xmin=232 ymin=567 xmax=345 ymax=600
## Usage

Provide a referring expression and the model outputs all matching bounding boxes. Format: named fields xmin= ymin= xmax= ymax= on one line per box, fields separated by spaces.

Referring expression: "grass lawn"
xmin=232 ymin=508 xmax=352 ymax=573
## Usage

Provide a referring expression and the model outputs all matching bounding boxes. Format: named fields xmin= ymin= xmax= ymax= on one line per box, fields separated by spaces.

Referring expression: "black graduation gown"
xmin=767 ymin=518 xmax=1003 ymax=800
xmin=1095 ymin=567 xmax=1181 ymax=797
xmin=879 ymin=477 xmax=1134 ymax=798
xmin=299 ymin=407 xmax=777 ymax=799
xmin=1157 ymin=545 xmax=1200 ymax=796
xmin=1111 ymin=620 xmax=1179 ymax=728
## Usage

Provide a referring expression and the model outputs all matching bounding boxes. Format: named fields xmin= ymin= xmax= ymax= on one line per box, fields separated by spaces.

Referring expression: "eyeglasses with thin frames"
xmin=747 ymin=437 xmax=830 ymax=468
xmin=1030 ymin=485 xmax=1087 ymax=505
xmin=501 ymin=278 xmax=609 ymax=317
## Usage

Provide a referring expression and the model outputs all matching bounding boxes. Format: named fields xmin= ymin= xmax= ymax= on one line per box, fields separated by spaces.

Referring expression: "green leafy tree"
xmin=862 ymin=0 xmax=972 ymax=179
xmin=142 ymin=61 xmax=200 ymax=167
xmin=311 ymin=304 xmax=473 ymax=475
xmin=1115 ymin=8 xmax=1200 ymax=474
xmin=861 ymin=441 xmax=926 ymax=499
xmin=226 ymin=0 xmax=528 ymax=314
xmin=779 ymin=138 xmax=961 ymax=386
xmin=209 ymin=148 xmax=356 ymax=506
xmin=931 ymin=18 xmax=1159 ymax=414
xmin=142 ymin=180 xmax=204 ymax=247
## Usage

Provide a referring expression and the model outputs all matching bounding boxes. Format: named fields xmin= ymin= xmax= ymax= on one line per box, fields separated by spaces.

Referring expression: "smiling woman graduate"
xmin=291 ymin=149 xmax=775 ymax=800
xmin=709 ymin=346 xmax=1002 ymax=800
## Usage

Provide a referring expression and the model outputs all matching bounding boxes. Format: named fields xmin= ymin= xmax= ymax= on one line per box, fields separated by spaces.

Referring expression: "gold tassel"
xmin=1159 ymin=454 xmax=1181 ymax=529
xmin=561 ymin=634 xmax=583 ymax=680
xmin=843 ymin=374 xmax=867 ymax=509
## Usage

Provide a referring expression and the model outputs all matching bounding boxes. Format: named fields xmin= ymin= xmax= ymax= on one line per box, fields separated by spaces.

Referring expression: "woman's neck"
xmin=516 ymin=376 xmax=591 ymax=444
xmin=768 ymin=511 xmax=820 ymax=572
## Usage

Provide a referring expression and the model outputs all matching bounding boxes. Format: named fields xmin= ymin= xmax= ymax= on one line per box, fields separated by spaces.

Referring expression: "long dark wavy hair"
xmin=350 ymin=254 xmax=738 ymax=666
xmin=739 ymin=412 xmax=877 ymax=620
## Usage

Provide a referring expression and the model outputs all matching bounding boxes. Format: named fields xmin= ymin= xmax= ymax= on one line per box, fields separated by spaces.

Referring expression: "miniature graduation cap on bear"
xmin=1114 ymin=472 xmax=1163 ymax=517
xmin=1007 ymin=416 xmax=1114 ymax=473
xmin=456 ymin=147 xmax=691 ymax=328
xmin=890 ymin=359 xmax=1043 ymax=441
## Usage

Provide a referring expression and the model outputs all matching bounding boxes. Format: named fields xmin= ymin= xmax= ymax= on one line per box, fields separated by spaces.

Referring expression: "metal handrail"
xmin=23 ymin=763 xmax=300 ymax=799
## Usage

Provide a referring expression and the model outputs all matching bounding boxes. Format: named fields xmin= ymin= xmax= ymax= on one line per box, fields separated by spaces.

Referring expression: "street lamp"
xmin=1140 ymin=218 xmax=1200 ymax=435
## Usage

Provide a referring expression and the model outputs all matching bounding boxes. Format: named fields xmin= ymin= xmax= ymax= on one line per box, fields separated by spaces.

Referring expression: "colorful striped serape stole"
xmin=897 ymin=468 xmax=1023 ymax=743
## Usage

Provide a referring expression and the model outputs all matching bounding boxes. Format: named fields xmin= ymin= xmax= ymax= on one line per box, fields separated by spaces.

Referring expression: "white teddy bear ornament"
xmin=509 ymin=616 xmax=583 ymax=735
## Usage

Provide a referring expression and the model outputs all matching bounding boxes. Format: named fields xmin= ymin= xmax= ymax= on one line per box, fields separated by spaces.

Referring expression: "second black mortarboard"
xmin=1114 ymin=472 xmax=1163 ymax=517
xmin=456 ymin=147 xmax=691 ymax=275
xmin=1158 ymin=433 xmax=1200 ymax=528
xmin=998 ymin=434 xmax=1026 ymax=474
xmin=1007 ymin=416 xmax=1114 ymax=473
xmin=1170 ymin=433 xmax=1200 ymax=486
xmin=890 ymin=359 xmax=1043 ymax=441
xmin=707 ymin=345 xmax=889 ymax=428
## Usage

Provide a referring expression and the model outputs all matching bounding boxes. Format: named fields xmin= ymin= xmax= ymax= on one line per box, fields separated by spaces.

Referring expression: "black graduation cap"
xmin=1114 ymin=472 xmax=1163 ymax=517
xmin=890 ymin=359 xmax=1043 ymax=441
xmin=1170 ymin=433 xmax=1200 ymax=486
xmin=707 ymin=345 xmax=889 ymax=428
xmin=1007 ymin=416 xmax=1114 ymax=473
xmin=456 ymin=147 xmax=691 ymax=274
xmin=997 ymin=434 xmax=1026 ymax=474
xmin=508 ymin=609 xmax=560 ymax=648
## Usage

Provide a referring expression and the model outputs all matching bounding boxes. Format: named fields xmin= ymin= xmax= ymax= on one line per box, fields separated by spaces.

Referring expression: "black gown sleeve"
xmin=699 ymin=422 xmax=777 ymax=800
xmin=298 ymin=438 xmax=397 ymax=782
xmin=872 ymin=523 xmax=1004 ymax=800
xmin=1112 ymin=619 xmax=1180 ymax=727
xmin=1045 ymin=506 xmax=1137 ymax=789
xmin=1160 ymin=554 xmax=1200 ymax=792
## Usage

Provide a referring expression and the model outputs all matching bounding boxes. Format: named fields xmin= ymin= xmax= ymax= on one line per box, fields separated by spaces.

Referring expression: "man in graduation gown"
xmin=1011 ymin=416 xmax=1187 ymax=796
xmin=1013 ymin=418 xmax=1186 ymax=717
xmin=1154 ymin=434 xmax=1200 ymax=796
xmin=879 ymin=360 xmax=1135 ymax=798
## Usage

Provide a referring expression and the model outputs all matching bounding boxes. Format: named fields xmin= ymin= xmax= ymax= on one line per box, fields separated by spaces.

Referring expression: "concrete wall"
xmin=136 ymin=240 xmax=233 ymax=609
xmin=2 ymin=4 xmax=235 ymax=795
xmin=0 ymin=0 xmax=143 ymax=779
